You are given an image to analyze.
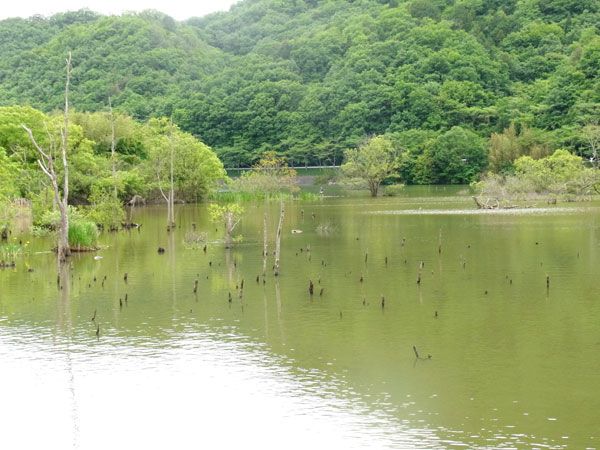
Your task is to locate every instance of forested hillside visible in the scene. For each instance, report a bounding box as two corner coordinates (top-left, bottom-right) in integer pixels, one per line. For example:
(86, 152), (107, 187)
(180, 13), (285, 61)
(1, 0), (599, 182)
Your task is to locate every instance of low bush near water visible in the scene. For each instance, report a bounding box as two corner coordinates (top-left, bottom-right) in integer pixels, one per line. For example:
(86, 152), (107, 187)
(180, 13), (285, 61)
(474, 150), (600, 202)
(68, 221), (99, 250)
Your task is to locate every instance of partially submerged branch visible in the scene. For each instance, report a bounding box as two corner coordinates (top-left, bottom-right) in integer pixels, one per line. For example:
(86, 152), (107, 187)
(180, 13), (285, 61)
(472, 196), (500, 209)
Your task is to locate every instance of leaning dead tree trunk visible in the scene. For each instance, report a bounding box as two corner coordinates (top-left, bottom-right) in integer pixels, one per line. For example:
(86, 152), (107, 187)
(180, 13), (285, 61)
(274, 202), (284, 276)
(21, 52), (72, 262)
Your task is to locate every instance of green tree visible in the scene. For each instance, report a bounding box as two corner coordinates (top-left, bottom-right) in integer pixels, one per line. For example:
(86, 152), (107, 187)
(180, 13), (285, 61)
(514, 149), (585, 193)
(488, 123), (522, 172)
(0, 146), (20, 239)
(341, 135), (400, 197)
(143, 118), (225, 208)
(0, 147), (19, 199)
(86, 184), (125, 230)
(424, 126), (487, 184)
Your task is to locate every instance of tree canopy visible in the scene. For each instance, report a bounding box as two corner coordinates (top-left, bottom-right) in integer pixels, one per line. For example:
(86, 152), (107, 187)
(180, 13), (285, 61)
(0, 0), (599, 183)
(0, 105), (225, 210)
(342, 135), (400, 196)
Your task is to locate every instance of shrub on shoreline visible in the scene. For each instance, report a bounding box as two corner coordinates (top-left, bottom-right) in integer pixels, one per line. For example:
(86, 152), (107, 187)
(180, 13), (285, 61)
(474, 150), (600, 202)
(68, 220), (99, 250)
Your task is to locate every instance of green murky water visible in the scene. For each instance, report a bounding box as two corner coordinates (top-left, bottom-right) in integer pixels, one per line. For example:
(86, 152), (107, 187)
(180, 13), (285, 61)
(1, 186), (599, 449)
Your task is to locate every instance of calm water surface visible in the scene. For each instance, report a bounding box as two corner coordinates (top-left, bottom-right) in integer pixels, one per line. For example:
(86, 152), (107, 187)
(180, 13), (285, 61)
(1, 186), (599, 449)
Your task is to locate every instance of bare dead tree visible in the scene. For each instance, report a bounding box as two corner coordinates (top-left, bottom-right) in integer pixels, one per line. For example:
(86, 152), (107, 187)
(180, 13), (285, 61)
(21, 52), (72, 262)
(582, 122), (600, 169)
(43, 122), (58, 211)
(263, 212), (268, 278)
(274, 202), (284, 276)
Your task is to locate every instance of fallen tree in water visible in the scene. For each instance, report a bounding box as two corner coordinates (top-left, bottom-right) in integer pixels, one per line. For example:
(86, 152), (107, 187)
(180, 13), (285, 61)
(472, 196), (520, 209)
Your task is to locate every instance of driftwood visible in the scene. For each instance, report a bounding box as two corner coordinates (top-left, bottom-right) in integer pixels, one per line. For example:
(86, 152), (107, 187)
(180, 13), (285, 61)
(68, 246), (99, 253)
(472, 196), (500, 209)
(472, 196), (522, 209)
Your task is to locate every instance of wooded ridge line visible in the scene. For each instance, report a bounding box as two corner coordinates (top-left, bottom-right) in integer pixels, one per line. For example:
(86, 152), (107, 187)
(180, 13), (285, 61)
(0, 0), (598, 183)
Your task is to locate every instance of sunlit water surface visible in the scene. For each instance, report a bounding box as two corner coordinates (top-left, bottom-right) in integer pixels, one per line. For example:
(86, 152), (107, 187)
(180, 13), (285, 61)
(1, 186), (599, 449)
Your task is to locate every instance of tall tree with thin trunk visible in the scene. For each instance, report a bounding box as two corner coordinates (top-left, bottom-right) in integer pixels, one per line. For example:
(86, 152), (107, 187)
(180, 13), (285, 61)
(108, 97), (118, 199)
(157, 119), (175, 229)
(21, 52), (72, 261)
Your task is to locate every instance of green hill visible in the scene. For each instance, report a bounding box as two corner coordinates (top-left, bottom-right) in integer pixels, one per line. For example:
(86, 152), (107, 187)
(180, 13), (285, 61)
(1, 0), (599, 176)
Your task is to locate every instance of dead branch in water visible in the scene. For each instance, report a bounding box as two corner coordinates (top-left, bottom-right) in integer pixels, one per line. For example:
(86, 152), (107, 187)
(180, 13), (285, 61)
(472, 196), (519, 210)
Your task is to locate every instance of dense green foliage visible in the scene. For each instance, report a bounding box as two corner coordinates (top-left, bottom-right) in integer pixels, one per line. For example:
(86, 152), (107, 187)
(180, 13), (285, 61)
(68, 220), (99, 249)
(341, 135), (400, 196)
(0, 104), (225, 233)
(0, 0), (599, 184)
(0, 105), (225, 200)
(475, 149), (600, 200)
(0, 146), (20, 231)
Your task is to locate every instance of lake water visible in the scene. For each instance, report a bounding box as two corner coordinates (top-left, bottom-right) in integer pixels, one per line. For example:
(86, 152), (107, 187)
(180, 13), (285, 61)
(1, 186), (599, 449)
